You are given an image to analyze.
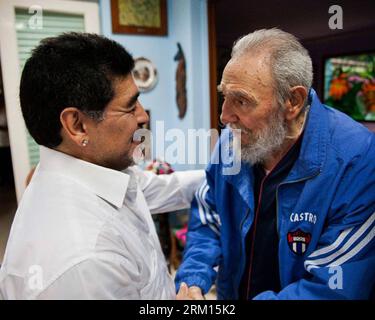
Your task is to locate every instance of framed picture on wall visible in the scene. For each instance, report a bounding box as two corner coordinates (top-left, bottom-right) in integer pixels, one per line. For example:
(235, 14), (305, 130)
(111, 0), (167, 36)
(323, 52), (375, 122)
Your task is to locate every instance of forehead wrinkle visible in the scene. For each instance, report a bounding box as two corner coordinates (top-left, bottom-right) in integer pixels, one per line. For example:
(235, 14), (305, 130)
(221, 54), (276, 105)
(219, 80), (257, 102)
(235, 53), (273, 85)
(254, 75), (269, 88)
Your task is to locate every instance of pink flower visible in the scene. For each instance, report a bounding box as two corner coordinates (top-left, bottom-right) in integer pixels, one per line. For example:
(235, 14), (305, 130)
(175, 225), (188, 246)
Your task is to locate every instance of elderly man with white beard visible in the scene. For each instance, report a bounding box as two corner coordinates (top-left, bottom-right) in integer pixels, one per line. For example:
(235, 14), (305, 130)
(175, 28), (375, 300)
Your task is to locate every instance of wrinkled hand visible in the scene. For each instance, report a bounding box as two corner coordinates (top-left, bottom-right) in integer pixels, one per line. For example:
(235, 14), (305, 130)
(177, 283), (204, 300)
(176, 282), (191, 300)
(187, 285), (205, 300)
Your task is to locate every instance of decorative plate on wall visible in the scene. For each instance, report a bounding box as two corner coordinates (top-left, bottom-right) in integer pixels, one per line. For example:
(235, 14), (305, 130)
(132, 57), (158, 92)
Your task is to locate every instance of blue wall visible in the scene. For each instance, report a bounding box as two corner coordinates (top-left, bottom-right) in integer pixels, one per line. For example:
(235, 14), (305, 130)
(99, 0), (210, 170)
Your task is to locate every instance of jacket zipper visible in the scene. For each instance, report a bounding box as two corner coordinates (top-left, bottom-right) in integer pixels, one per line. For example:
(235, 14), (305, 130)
(237, 207), (251, 297)
(237, 150), (320, 298)
(239, 170), (320, 298)
(245, 175), (268, 297)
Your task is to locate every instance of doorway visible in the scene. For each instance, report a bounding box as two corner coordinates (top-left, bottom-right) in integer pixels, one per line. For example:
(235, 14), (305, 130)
(0, 63), (17, 264)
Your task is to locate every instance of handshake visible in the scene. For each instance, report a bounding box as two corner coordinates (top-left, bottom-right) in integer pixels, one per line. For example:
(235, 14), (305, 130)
(176, 283), (205, 300)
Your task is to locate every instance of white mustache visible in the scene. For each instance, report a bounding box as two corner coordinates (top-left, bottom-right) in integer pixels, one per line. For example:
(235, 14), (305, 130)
(227, 124), (252, 136)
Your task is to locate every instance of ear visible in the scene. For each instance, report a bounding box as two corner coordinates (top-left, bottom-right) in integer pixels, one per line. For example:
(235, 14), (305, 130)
(284, 86), (308, 121)
(60, 107), (89, 147)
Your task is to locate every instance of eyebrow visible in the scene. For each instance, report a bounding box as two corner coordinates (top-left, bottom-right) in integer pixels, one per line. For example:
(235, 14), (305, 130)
(218, 84), (257, 103)
(231, 91), (253, 101)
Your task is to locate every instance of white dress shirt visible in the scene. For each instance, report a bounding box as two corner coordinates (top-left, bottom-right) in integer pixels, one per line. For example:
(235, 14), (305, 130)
(0, 147), (204, 299)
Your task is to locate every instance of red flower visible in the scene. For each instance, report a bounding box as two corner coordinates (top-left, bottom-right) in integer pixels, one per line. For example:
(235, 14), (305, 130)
(329, 73), (350, 100)
(362, 79), (375, 112)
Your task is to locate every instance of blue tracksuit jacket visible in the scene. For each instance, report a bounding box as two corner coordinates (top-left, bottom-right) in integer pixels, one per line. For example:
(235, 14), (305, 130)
(175, 89), (375, 299)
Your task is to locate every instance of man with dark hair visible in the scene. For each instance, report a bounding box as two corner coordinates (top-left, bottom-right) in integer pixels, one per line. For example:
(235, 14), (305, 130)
(175, 28), (375, 300)
(0, 33), (203, 299)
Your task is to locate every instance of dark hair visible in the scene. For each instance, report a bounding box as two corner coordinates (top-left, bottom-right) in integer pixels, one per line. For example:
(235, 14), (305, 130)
(20, 32), (134, 148)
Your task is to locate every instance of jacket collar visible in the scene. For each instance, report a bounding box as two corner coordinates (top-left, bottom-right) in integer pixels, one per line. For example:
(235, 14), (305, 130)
(38, 146), (130, 209)
(285, 88), (328, 181)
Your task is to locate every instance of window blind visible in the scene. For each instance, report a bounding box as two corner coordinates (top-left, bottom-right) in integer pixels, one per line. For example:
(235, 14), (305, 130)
(15, 8), (85, 166)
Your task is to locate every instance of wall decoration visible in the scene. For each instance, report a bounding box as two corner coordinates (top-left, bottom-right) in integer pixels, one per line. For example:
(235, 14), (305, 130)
(133, 57), (158, 92)
(111, 0), (167, 36)
(174, 43), (187, 119)
(324, 52), (375, 121)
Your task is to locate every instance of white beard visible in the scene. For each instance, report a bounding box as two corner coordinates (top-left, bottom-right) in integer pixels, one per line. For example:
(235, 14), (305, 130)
(229, 107), (288, 166)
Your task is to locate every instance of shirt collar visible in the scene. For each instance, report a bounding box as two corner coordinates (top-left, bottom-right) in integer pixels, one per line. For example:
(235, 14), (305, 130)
(38, 146), (130, 209)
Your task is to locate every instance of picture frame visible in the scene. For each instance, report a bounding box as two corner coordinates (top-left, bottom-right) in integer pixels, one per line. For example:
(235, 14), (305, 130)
(323, 51), (375, 122)
(111, 0), (167, 36)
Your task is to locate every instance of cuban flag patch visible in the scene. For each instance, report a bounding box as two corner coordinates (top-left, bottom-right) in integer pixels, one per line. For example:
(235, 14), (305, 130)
(287, 229), (311, 255)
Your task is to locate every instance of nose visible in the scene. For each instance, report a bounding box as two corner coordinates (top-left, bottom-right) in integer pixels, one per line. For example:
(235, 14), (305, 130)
(220, 99), (238, 125)
(136, 102), (149, 127)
